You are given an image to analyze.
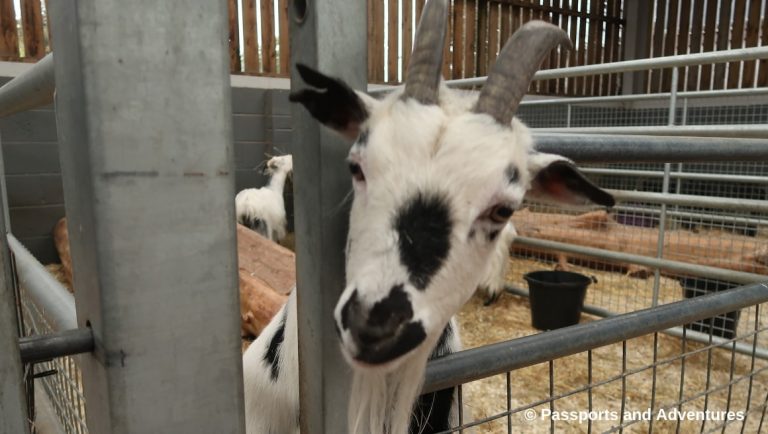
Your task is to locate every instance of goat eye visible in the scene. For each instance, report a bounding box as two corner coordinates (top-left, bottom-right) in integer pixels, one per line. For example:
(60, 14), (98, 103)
(348, 162), (365, 182)
(488, 205), (513, 223)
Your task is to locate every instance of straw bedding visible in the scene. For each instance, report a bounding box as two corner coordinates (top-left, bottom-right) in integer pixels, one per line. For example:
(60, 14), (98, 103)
(457, 257), (768, 433)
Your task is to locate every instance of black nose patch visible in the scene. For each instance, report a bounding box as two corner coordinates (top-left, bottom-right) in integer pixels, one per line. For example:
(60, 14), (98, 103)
(394, 192), (452, 290)
(340, 284), (427, 365)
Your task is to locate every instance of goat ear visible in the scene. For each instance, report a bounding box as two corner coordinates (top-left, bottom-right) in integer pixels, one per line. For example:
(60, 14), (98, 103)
(289, 64), (373, 141)
(526, 152), (615, 207)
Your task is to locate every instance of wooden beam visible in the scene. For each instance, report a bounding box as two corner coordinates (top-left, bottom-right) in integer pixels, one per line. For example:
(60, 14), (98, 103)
(227, 0), (241, 72)
(0, 0), (18, 60)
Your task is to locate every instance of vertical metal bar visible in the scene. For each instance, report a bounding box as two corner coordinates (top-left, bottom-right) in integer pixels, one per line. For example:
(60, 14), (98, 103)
(566, 103), (572, 128)
(700, 316), (716, 433)
(648, 333), (659, 433)
(458, 383), (464, 433)
(289, 0), (367, 433)
(652, 67), (678, 307)
(740, 304), (760, 433)
(722, 338), (738, 434)
(675, 327), (687, 434)
(549, 360), (554, 434)
(587, 350), (593, 434)
(619, 341), (627, 433)
(667, 68), (679, 126)
(47, 1), (244, 433)
(0, 131), (30, 434)
(757, 391), (768, 433)
(506, 372), (512, 434)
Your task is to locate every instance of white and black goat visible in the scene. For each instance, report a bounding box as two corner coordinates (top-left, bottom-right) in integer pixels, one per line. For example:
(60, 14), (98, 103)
(243, 1), (614, 432)
(235, 154), (293, 242)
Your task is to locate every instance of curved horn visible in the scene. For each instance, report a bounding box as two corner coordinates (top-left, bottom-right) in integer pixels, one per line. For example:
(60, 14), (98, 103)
(474, 21), (572, 125)
(402, 0), (449, 105)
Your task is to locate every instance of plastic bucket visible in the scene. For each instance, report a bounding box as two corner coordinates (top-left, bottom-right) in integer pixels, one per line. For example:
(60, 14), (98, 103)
(524, 270), (593, 331)
(679, 277), (741, 339)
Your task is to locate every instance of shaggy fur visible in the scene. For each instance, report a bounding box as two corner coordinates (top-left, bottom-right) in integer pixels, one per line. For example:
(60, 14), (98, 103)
(235, 155), (293, 241)
(477, 222), (517, 305)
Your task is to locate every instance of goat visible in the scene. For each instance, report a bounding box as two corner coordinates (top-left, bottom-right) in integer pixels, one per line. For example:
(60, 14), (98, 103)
(477, 221), (517, 305)
(235, 154), (293, 242)
(244, 1), (614, 432)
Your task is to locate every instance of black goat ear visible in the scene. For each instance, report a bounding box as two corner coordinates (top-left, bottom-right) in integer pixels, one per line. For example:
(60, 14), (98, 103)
(289, 64), (370, 140)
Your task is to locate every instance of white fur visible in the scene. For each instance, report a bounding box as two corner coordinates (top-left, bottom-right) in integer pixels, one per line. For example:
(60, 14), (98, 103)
(243, 289), (462, 434)
(477, 222), (517, 304)
(243, 291), (299, 434)
(235, 155), (293, 241)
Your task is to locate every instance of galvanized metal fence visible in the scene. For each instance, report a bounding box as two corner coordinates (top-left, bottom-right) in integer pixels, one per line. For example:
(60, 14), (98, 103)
(424, 283), (768, 433)
(2, 15), (768, 434)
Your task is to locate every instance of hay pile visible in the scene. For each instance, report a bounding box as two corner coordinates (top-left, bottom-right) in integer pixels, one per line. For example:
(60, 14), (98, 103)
(456, 257), (768, 433)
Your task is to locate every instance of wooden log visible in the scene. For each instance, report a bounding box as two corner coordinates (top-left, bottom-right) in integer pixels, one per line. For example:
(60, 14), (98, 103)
(53, 218), (294, 336)
(52, 217), (73, 291)
(236, 223), (295, 295)
(511, 209), (768, 278)
(239, 270), (287, 337)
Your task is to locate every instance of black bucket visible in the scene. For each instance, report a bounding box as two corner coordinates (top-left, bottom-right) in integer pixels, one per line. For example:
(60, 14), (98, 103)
(679, 277), (741, 339)
(524, 270), (593, 331)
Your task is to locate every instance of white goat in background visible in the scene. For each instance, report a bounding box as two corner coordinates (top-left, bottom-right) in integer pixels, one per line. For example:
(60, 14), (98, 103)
(235, 154), (292, 242)
(243, 1), (614, 432)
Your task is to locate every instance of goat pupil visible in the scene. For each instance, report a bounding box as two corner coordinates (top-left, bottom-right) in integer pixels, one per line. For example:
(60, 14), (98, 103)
(491, 206), (513, 222)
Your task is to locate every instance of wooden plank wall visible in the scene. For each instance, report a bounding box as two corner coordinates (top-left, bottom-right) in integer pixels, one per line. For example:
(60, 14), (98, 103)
(649, 0), (768, 93)
(361, 0), (626, 96)
(9, 1), (768, 95)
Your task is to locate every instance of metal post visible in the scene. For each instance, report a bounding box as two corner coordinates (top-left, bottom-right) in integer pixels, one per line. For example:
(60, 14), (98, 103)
(0, 133), (29, 433)
(290, 1), (367, 432)
(48, 1), (244, 433)
(652, 67), (678, 306)
(566, 104), (572, 128)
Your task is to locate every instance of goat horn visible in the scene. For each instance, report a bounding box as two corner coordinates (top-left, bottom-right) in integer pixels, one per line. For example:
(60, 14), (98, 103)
(403, 0), (448, 105)
(474, 21), (572, 126)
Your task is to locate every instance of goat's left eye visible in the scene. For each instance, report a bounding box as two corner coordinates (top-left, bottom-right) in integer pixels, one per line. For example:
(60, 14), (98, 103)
(349, 162), (365, 182)
(488, 205), (513, 223)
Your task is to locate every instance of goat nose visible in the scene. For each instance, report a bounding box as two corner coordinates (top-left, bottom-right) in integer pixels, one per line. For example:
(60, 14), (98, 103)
(338, 286), (427, 364)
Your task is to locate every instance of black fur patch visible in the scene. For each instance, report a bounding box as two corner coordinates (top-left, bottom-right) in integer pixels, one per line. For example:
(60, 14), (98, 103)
(488, 229), (500, 242)
(506, 164), (519, 183)
(358, 284), (414, 344)
(432, 323), (454, 358)
(394, 192), (453, 290)
(242, 216), (269, 238)
(289, 64), (368, 133)
(353, 321), (426, 365)
(411, 388), (455, 434)
(468, 228), (476, 240)
(340, 289), (358, 331)
(263, 308), (287, 381)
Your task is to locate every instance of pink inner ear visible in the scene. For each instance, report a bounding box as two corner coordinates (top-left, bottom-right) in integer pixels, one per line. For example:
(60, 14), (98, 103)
(342, 123), (361, 141)
(544, 181), (568, 200)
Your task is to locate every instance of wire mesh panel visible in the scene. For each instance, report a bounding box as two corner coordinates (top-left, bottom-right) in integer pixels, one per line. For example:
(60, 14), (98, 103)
(20, 285), (88, 434)
(443, 299), (768, 434)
